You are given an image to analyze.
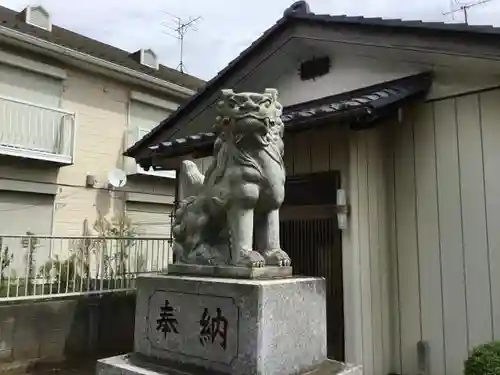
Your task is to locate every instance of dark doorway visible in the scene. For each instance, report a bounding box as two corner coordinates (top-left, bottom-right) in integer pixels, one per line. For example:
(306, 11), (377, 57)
(280, 171), (345, 361)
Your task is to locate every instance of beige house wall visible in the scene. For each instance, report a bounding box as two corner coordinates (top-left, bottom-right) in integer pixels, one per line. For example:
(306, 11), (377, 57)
(0, 63), (178, 237)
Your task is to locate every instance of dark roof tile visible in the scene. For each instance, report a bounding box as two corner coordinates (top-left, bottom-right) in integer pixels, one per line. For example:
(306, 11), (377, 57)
(126, 2), (500, 157)
(0, 5), (205, 91)
(144, 72), (432, 161)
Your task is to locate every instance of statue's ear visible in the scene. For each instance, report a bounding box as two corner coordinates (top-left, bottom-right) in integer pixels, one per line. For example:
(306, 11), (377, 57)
(264, 88), (279, 101)
(221, 89), (234, 98)
(217, 89), (234, 112)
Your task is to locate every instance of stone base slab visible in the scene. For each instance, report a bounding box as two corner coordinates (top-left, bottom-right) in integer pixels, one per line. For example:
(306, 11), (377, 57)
(134, 274), (327, 375)
(96, 354), (363, 375)
(167, 264), (293, 279)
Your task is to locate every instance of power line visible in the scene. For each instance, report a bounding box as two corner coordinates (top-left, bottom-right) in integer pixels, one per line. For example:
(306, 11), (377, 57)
(442, 0), (494, 24)
(161, 12), (202, 73)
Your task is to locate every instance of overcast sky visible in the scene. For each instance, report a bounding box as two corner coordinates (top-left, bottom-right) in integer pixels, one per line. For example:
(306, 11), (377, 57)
(1, 0), (499, 81)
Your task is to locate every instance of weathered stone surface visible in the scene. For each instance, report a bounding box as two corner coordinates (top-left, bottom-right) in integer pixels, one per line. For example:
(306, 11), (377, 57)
(172, 89), (291, 269)
(310, 361), (363, 375)
(133, 274), (327, 375)
(97, 354), (362, 375)
(167, 264), (293, 279)
(97, 354), (188, 375)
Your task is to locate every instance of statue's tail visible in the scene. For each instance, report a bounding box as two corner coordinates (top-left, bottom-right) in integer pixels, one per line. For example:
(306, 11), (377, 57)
(179, 160), (205, 200)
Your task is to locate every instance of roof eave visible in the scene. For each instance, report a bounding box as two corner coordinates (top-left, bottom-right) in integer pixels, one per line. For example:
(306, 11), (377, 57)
(128, 5), (493, 158)
(137, 71), (432, 162)
(123, 15), (296, 158)
(0, 24), (197, 99)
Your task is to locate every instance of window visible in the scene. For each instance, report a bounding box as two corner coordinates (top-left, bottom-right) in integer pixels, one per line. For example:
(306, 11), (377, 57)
(126, 201), (173, 269)
(0, 190), (54, 278)
(127, 201), (173, 238)
(126, 98), (175, 178)
(0, 191), (54, 235)
(129, 100), (171, 131)
(0, 63), (62, 107)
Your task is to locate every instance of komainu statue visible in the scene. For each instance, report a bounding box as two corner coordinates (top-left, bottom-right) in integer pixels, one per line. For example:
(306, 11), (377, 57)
(172, 88), (291, 268)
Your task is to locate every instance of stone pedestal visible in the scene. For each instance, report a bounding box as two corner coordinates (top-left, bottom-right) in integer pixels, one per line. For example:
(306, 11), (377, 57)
(97, 354), (362, 375)
(96, 274), (362, 375)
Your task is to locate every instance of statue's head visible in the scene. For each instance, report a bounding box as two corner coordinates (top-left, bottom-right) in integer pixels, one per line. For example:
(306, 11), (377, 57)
(214, 89), (283, 140)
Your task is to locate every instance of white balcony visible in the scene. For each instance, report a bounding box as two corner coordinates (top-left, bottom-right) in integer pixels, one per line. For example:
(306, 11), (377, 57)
(0, 95), (76, 165)
(134, 161), (176, 179)
(125, 126), (175, 179)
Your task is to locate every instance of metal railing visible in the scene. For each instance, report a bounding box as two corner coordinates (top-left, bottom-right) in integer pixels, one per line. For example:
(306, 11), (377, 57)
(0, 95), (75, 162)
(0, 235), (172, 301)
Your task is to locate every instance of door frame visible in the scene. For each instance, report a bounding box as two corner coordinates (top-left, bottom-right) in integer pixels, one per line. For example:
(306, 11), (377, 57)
(283, 126), (363, 367)
(280, 170), (345, 360)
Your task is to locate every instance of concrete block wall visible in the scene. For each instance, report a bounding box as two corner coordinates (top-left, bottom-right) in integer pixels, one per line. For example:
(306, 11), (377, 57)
(0, 292), (136, 367)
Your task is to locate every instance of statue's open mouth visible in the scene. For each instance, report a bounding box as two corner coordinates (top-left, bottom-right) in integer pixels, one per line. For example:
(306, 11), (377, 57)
(233, 116), (268, 133)
(233, 112), (270, 120)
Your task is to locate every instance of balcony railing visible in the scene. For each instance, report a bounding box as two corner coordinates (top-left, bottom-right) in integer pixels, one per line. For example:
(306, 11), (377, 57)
(0, 95), (76, 164)
(125, 126), (175, 178)
(0, 235), (172, 301)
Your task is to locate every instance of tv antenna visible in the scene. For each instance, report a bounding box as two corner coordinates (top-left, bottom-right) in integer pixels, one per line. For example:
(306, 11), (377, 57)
(162, 12), (201, 73)
(443, 0), (494, 24)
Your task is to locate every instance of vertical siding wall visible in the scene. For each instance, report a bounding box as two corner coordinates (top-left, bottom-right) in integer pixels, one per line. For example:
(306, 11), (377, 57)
(384, 89), (500, 375)
(283, 125), (390, 375)
(188, 92), (500, 375)
(283, 126), (349, 177)
(349, 125), (395, 375)
(228, 97), (500, 375)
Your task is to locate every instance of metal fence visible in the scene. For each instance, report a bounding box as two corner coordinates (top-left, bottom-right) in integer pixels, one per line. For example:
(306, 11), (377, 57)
(0, 235), (172, 301)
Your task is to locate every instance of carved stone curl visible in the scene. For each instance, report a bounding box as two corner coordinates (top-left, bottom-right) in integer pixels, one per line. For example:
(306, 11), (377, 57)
(172, 89), (291, 268)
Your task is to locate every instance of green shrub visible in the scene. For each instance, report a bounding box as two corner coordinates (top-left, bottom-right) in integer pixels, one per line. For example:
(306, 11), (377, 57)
(464, 341), (500, 375)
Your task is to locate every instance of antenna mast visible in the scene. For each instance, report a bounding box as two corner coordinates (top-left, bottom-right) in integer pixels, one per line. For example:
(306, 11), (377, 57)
(443, 0), (494, 24)
(162, 13), (201, 73)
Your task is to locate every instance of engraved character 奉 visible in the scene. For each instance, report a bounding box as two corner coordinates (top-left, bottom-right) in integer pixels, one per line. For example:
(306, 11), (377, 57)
(156, 300), (179, 338)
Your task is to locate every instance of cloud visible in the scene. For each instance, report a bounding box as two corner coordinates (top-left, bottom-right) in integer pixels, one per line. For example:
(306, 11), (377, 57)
(1, 0), (499, 80)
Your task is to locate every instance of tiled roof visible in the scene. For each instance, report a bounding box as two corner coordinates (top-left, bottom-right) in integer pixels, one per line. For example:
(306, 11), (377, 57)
(145, 72), (432, 161)
(125, 1), (500, 158)
(0, 5), (205, 91)
(294, 14), (500, 36)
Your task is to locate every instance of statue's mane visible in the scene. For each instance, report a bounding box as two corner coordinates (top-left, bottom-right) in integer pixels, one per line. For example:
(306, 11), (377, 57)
(173, 88), (290, 268)
(203, 89), (284, 188)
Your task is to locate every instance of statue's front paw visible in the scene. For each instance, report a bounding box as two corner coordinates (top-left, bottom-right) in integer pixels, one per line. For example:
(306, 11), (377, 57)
(235, 249), (265, 268)
(263, 249), (291, 267)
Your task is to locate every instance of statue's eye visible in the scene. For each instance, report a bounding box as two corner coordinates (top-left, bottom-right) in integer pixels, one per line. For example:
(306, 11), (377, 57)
(263, 100), (271, 108)
(228, 100), (237, 108)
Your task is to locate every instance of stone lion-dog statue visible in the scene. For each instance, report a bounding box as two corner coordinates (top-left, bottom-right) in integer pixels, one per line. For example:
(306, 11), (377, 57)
(172, 88), (291, 268)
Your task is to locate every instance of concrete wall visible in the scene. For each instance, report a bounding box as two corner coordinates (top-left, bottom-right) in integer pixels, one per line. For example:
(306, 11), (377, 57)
(0, 292), (135, 367)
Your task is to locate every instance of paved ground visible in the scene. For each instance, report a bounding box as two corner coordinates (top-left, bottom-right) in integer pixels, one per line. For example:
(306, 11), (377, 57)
(24, 360), (96, 375)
